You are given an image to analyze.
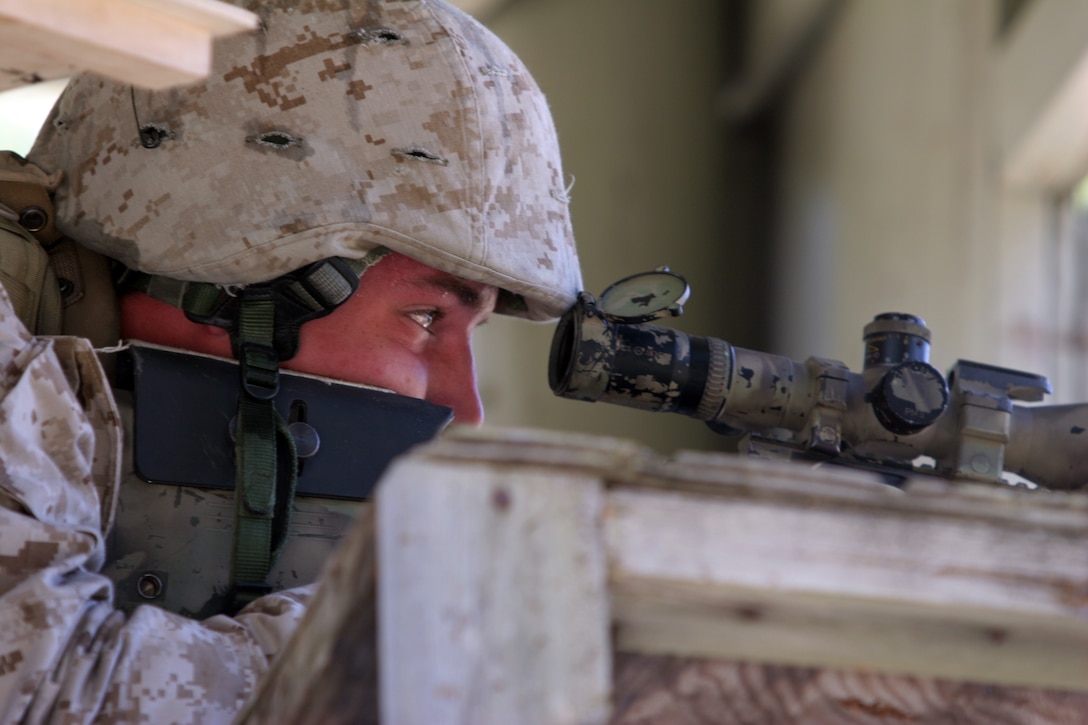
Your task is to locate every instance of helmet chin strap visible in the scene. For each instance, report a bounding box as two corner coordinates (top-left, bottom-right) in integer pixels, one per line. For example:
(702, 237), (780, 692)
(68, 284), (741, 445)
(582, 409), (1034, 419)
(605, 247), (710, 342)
(116, 248), (389, 611)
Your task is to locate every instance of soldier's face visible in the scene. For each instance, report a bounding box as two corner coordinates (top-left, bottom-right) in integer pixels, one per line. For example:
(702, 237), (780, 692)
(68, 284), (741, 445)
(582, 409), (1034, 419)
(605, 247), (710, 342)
(120, 253), (498, 426)
(286, 253), (497, 426)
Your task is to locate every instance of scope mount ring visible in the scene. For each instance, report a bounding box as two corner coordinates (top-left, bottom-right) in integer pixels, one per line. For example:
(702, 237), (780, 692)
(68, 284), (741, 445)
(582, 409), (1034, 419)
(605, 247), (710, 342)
(598, 268), (691, 323)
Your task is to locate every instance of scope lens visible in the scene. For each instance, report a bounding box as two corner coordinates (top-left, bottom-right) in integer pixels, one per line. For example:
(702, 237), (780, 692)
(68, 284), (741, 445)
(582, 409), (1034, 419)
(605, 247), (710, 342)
(548, 310), (577, 394)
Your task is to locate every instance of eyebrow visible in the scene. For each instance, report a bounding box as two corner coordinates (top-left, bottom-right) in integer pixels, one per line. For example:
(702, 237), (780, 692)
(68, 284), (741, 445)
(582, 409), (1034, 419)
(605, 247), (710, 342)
(419, 274), (487, 309)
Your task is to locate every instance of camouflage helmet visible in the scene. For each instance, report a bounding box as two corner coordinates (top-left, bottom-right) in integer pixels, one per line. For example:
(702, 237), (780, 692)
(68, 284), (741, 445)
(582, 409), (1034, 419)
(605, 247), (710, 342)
(28, 0), (581, 321)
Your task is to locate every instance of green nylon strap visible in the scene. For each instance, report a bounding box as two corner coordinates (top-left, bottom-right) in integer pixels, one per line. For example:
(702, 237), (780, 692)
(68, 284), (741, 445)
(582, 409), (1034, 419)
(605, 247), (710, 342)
(230, 294), (299, 611)
(115, 255), (376, 322)
(113, 267), (220, 313)
(182, 281), (230, 318)
(113, 252), (389, 612)
(232, 394), (277, 584)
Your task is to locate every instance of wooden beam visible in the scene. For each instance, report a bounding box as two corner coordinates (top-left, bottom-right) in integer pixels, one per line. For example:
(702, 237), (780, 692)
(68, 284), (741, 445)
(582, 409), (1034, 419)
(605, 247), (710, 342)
(610, 654), (1088, 723)
(609, 451), (1088, 692)
(0, 0), (257, 91)
(125, 0), (258, 36)
(377, 430), (620, 725)
(377, 429), (1088, 708)
(231, 428), (1088, 721)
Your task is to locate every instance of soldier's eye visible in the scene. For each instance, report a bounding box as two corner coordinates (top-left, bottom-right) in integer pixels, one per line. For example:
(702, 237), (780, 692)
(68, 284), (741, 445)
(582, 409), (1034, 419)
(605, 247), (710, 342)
(407, 309), (438, 331)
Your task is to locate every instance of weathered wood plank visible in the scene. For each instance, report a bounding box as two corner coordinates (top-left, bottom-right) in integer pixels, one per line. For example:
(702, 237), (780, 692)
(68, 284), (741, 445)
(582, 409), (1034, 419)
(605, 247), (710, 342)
(377, 430), (622, 725)
(239, 429), (1088, 723)
(611, 655), (1088, 725)
(0, 0), (256, 91)
(607, 451), (1088, 692)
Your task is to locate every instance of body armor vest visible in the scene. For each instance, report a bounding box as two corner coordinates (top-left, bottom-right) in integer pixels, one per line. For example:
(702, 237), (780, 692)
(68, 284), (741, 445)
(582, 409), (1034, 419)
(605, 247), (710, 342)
(102, 343), (451, 616)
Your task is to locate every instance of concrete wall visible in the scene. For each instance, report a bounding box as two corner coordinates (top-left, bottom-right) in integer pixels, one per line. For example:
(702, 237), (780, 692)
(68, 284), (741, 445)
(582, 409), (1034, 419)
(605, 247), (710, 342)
(770, 0), (1088, 403)
(474, 0), (759, 454)
(772, 0), (995, 371)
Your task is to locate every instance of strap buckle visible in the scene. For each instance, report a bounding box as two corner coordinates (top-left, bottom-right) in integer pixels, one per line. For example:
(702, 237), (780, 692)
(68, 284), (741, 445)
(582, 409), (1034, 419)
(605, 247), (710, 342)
(239, 341), (280, 399)
(184, 257), (360, 362)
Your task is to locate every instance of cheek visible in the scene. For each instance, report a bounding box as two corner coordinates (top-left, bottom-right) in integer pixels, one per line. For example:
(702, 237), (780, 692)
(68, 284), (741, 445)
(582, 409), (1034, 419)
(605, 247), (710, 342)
(285, 318), (430, 398)
(358, 351), (430, 399)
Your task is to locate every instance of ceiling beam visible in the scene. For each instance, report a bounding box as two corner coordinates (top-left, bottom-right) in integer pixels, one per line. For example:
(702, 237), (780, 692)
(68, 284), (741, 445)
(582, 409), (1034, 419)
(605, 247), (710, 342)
(0, 0), (257, 92)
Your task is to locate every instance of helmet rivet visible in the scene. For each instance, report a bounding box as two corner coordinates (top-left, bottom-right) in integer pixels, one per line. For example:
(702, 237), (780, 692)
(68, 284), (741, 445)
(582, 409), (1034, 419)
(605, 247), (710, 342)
(138, 124), (171, 149)
(18, 206), (47, 232)
(249, 131), (303, 149)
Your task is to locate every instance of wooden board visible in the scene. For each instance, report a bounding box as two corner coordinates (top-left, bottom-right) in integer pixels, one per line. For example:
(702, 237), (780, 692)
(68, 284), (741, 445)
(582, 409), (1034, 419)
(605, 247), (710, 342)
(610, 654), (1088, 724)
(375, 429), (1088, 722)
(608, 450), (1088, 691)
(0, 0), (256, 91)
(376, 430), (622, 725)
(235, 427), (1088, 723)
(236, 506), (380, 725)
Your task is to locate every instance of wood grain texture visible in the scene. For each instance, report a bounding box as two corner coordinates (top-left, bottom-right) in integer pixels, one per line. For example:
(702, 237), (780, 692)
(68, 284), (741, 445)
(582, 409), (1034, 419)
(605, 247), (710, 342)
(377, 430), (624, 725)
(612, 655), (1088, 725)
(607, 451), (1088, 691)
(235, 428), (1088, 723)
(0, 0), (256, 90)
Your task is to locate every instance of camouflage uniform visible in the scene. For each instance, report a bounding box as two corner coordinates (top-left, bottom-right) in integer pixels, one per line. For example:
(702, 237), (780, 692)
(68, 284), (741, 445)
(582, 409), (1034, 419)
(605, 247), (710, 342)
(0, 0), (580, 721)
(0, 284), (310, 723)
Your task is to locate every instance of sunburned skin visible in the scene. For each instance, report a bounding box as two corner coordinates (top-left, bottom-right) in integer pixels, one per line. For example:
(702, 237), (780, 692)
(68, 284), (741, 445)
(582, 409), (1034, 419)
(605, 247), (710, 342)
(119, 252), (499, 426)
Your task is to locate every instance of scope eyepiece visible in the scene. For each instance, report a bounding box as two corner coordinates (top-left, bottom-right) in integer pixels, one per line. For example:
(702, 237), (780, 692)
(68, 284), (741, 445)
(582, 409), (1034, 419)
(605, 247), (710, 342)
(549, 295), (728, 419)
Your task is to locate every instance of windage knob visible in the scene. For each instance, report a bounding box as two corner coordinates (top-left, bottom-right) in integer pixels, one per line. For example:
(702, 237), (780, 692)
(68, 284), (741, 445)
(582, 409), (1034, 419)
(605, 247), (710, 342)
(871, 360), (949, 435)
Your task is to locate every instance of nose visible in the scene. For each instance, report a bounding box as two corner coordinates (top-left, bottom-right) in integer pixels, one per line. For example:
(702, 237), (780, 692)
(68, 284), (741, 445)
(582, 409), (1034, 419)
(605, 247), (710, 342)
(428, 342), (485, 427)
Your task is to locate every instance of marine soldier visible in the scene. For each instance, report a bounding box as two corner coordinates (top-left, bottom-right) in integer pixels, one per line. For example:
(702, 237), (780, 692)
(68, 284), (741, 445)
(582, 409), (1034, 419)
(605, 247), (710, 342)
(0, 0), (581, 720)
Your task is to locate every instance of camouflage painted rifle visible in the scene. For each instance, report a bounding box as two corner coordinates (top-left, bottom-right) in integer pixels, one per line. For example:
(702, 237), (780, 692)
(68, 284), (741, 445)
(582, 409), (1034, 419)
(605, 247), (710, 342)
(549, 270), (1088, 489)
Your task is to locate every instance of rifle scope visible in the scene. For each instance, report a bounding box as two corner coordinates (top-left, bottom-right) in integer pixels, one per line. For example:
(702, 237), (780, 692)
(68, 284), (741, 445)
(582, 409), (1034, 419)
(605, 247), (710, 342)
(548, 291), (808, 433)
(548, 272), (1088, 490)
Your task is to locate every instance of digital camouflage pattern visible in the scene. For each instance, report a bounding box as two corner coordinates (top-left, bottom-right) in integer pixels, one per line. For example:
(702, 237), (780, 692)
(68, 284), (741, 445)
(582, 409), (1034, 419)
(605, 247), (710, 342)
(29, 0), (582, 321)
(0, 152), (64, 336)
(0, 276), (311, 723)
(2, 1), (582, 720)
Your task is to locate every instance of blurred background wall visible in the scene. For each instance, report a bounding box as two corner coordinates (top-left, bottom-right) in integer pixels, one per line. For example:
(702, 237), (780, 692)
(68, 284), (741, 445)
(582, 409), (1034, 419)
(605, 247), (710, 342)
(767, 0), (1088, 398)
(2, 0), (1086, 455)
(472, 0), (766, 454)
(475, 0), (1088, 453)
